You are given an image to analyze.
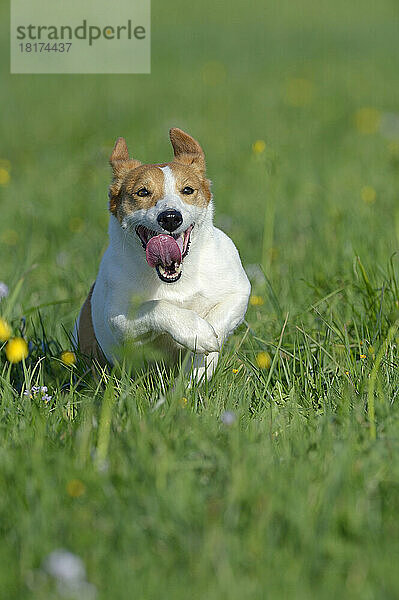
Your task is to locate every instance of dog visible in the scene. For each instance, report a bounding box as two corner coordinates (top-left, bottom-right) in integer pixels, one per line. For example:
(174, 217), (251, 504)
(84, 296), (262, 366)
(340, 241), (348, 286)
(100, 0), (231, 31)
(74, 128), (250, 382)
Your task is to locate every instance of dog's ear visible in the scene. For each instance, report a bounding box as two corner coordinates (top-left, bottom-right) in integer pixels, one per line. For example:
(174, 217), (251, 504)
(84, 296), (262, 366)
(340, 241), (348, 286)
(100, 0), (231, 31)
(109, 137), (141, 215)
(111, 137), (129, 162)
(109, 137), (141, 178)
(169, 128), (206, 174)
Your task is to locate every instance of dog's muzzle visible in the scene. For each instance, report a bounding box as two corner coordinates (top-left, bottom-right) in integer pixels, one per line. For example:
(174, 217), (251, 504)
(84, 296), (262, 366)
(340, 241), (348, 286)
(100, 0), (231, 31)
(136, 224), (194, 283)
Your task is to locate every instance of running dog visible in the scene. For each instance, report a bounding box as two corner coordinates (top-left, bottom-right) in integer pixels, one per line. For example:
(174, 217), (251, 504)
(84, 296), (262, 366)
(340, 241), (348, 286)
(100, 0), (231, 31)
(74, 128), (250, 381)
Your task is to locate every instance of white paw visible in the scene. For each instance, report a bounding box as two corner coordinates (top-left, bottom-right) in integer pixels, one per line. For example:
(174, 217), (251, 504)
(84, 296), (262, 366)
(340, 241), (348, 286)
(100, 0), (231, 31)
(188, 351), (219, 386)
(171, 314), (219, 354)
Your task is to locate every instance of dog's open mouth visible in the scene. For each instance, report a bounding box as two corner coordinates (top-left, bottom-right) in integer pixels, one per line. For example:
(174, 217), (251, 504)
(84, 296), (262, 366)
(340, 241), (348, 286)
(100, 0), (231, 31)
(136, 224), (193, 283)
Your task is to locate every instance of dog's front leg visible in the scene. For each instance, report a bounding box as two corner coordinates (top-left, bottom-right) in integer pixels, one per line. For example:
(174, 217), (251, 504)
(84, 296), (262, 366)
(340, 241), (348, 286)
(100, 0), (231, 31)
(205, 293), (250, 346)
(187, 351), (219, 385)
(109, 300), (220, 354)
(186, 293), (249, 384)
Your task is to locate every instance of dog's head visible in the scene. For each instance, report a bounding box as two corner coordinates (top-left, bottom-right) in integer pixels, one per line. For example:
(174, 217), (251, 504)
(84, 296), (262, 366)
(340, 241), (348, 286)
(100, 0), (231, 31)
(108, 128), (212, 283)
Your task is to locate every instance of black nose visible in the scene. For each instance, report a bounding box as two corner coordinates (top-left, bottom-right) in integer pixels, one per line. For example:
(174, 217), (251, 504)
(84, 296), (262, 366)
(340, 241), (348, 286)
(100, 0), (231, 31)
(157, 209), (183, 232)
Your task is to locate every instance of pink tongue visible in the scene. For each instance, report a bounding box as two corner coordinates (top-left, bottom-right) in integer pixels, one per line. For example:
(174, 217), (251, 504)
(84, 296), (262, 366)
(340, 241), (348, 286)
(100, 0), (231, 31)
(146, 234), (182, 268)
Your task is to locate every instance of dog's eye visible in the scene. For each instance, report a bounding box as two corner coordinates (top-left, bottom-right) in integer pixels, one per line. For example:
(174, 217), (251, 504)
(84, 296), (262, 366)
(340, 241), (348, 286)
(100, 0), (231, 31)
(181, 186), (195, 195)
(136, 187), (150, 197)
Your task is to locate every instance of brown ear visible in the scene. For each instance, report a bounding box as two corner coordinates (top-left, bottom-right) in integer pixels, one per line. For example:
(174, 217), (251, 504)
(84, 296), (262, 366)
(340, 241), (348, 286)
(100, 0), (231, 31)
(110, 137), (141, 178)
(169, 128), (206, 173)
(109, 137), (141, 215)
(111, 137), (129, 162)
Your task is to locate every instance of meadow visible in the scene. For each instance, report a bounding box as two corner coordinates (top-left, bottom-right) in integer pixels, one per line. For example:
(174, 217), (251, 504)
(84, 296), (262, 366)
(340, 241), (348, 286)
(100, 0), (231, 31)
(1, 0), (399, 597)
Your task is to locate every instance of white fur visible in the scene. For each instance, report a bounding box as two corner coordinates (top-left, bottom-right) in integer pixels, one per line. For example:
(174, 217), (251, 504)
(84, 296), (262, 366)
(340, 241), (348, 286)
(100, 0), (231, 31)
(76, 166), (251, 382)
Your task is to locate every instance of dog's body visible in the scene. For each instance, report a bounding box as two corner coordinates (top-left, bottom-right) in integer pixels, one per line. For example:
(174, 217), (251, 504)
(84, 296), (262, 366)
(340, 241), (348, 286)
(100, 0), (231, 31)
(74, 129), (250, 381)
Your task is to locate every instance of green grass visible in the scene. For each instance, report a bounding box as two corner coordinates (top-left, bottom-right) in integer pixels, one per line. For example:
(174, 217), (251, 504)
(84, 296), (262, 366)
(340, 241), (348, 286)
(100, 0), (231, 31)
(1, 0), (399, 597)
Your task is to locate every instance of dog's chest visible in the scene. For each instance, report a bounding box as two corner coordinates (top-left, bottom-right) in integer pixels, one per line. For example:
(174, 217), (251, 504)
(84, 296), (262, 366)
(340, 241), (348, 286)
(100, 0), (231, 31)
(178, 291), (215, 317)
(151, 281), (217, 318)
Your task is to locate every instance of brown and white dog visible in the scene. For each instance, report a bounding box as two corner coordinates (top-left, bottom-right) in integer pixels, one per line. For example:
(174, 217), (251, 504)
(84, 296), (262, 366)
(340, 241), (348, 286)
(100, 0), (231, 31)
(74, 128), (250, 381)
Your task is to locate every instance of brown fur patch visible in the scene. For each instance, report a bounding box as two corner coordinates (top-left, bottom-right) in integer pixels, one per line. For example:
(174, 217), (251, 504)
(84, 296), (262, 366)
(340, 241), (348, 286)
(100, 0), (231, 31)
(169, 162), (211, 206)
(109, 137), (142, 215)
(168, 128), (210, 204)
(111, 137), (130, 162)
(78, 283), (108, 369)
(169, 128), (206, 174)
(112, 164), (166, 221)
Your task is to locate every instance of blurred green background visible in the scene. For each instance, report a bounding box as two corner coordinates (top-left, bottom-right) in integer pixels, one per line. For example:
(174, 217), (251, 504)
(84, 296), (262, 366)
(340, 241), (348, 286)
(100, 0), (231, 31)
(1, 0), (399, 332)
(1, 1), (399, 599)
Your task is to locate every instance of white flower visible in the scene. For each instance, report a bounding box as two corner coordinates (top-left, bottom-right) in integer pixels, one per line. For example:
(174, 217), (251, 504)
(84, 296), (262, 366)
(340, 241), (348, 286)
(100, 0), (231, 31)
(0, 282), (9, 299)
(43, 549), (86, 584)
(221, 410), (236, 426)
(43, 549), (97, 599)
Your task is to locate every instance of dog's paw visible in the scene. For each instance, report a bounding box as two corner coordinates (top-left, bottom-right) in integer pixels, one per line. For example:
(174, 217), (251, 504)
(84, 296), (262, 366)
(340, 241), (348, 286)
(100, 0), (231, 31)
(187, 351), (219, 386)
(171, 314), (219, 354)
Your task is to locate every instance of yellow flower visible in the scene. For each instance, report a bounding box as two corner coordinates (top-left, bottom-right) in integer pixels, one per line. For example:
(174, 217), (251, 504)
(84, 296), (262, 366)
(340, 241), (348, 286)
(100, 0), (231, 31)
(232, 368), (239, 374)
(354, 108), (380, 134)
(0, 229), (19, 246)
(6, 337), (28, 363)
(61, 351), (76, 365)
(361, 186), (376, 204)
(0, 318), (12, 342)
(69, 217), (84, 233)
(252, 140), (266, 154)
(256, 351), (271, 370)
(284, 78), (314, 107)
(0, 168), (10, 186)
(250, 295), (264, 306)
(360, 354), (366, 359)
(66, 479), (86, 498)
(268, 247), (279, 262)
(181, 397), (188, 406)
